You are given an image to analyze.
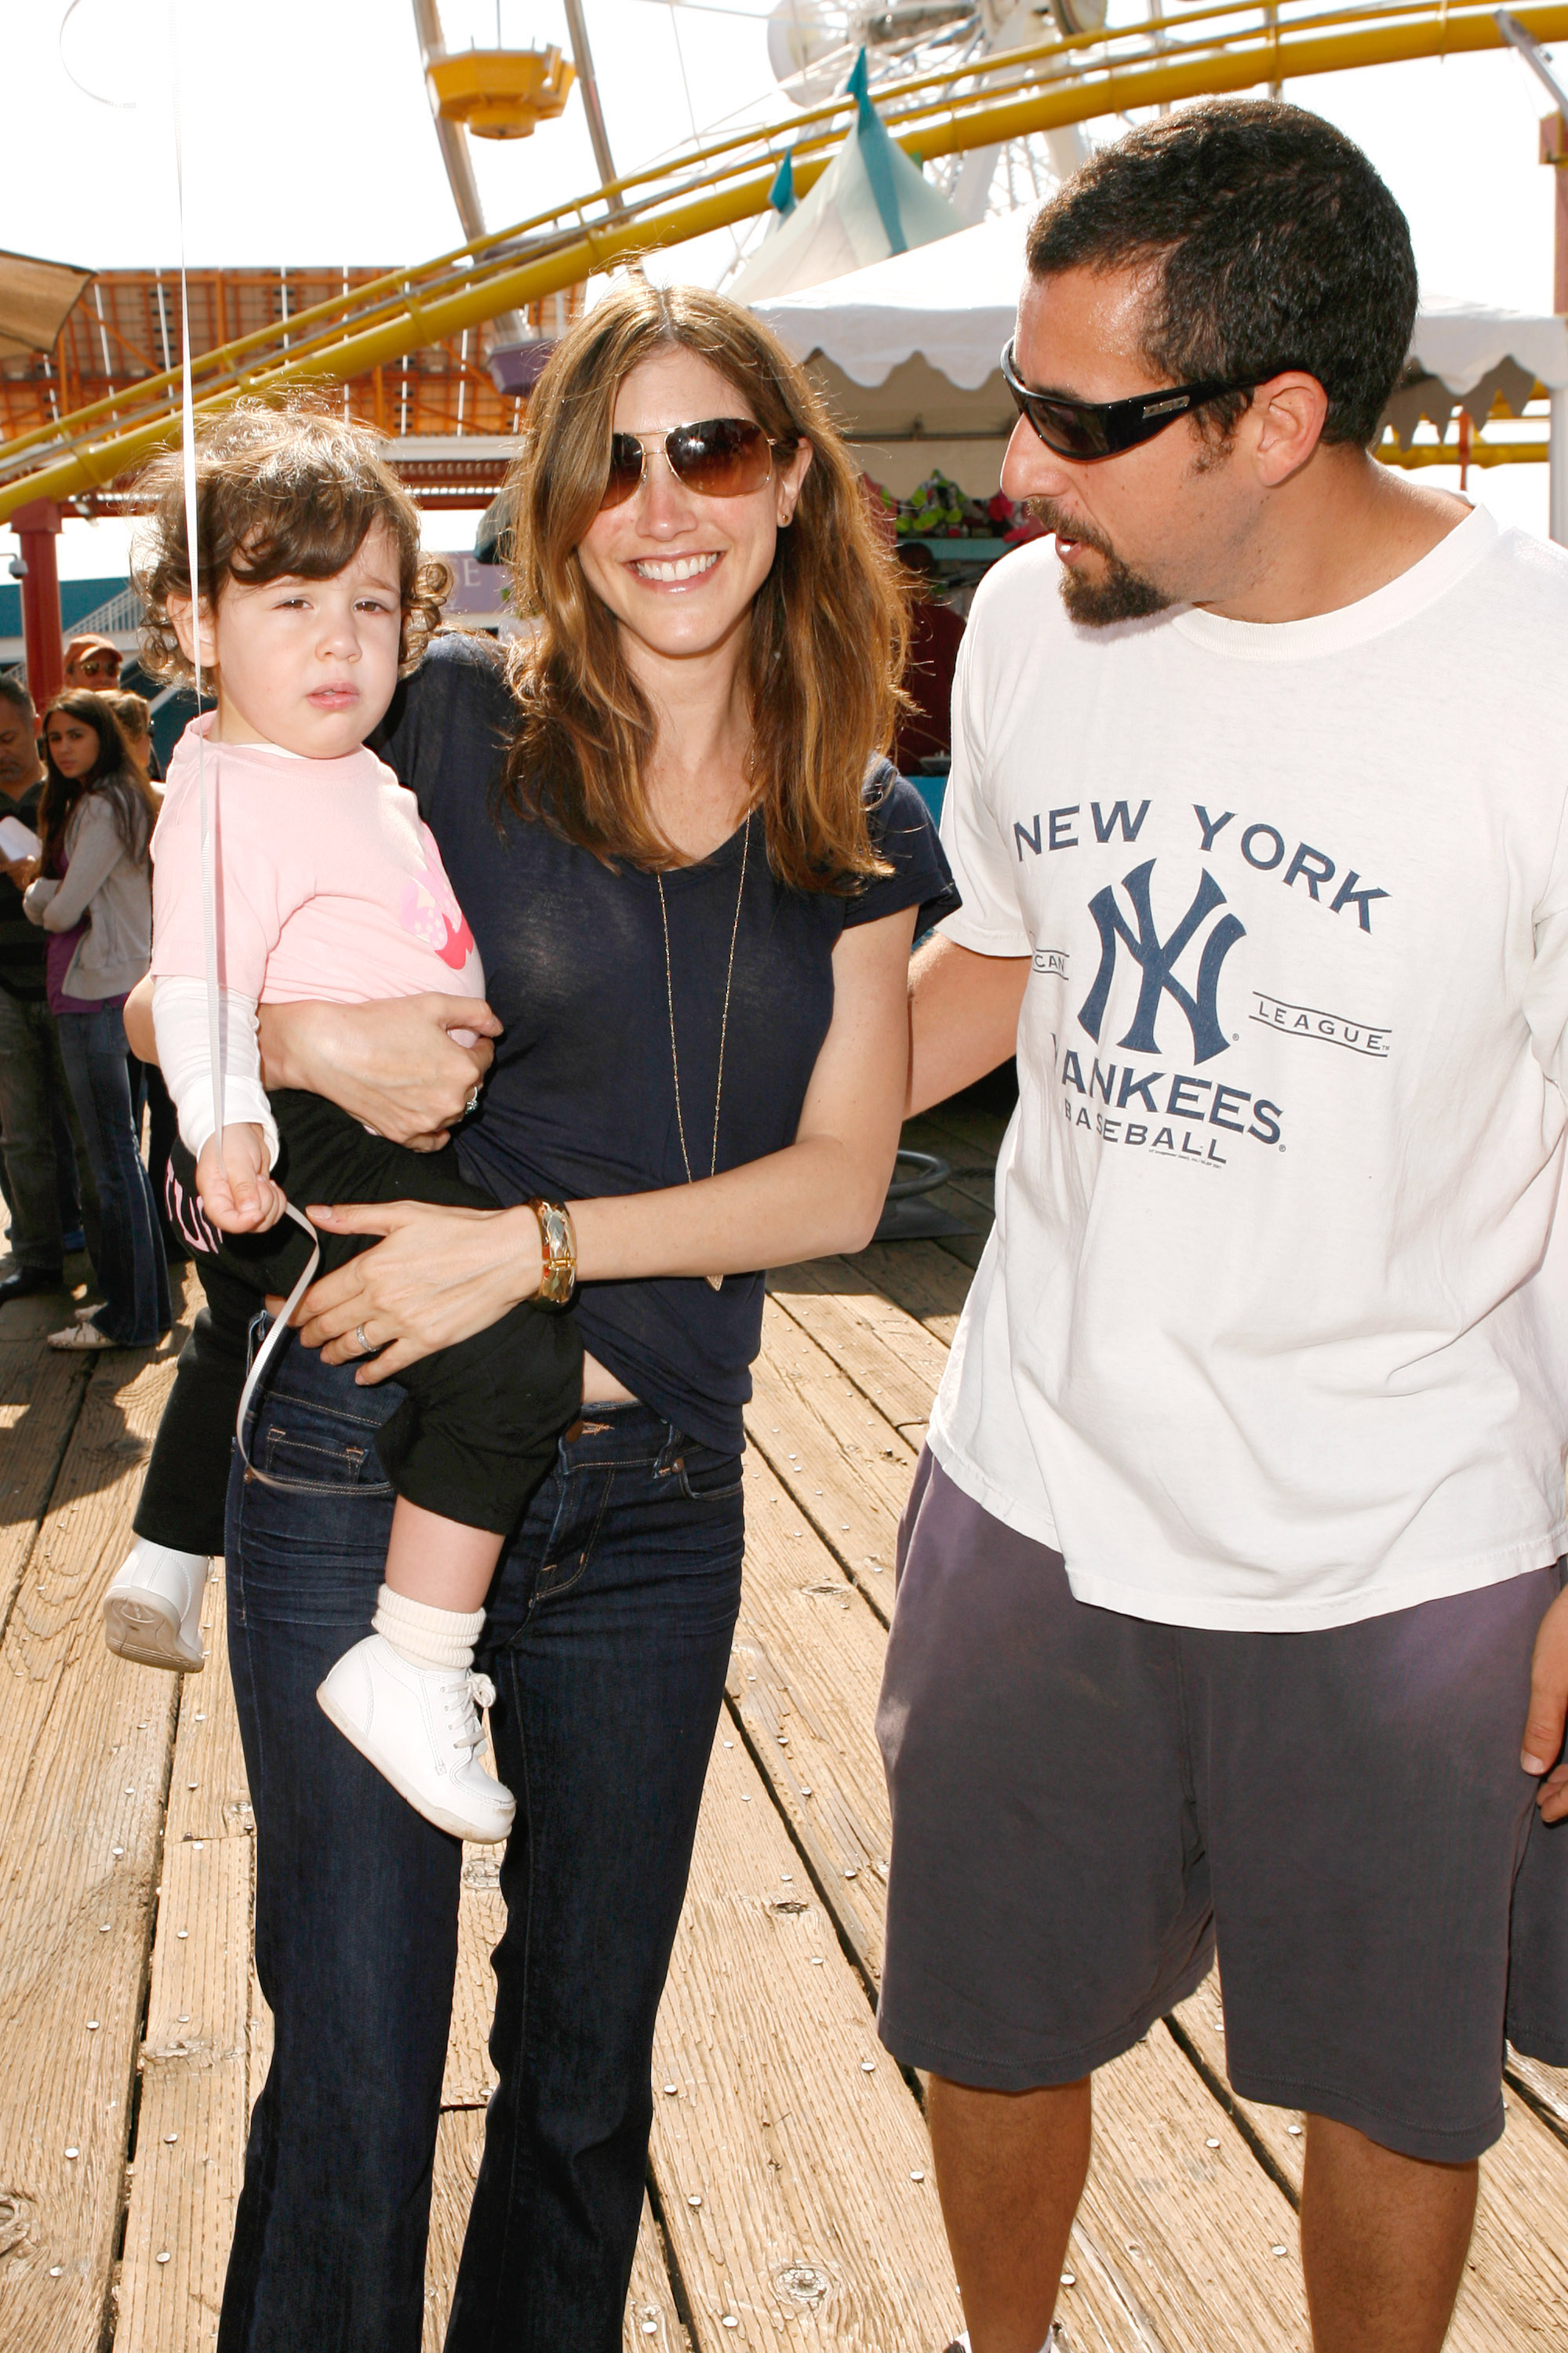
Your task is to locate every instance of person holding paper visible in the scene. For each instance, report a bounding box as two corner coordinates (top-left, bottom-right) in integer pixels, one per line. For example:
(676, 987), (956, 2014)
(0, 673), (97, 1304)
(23, 689), (166, 1349)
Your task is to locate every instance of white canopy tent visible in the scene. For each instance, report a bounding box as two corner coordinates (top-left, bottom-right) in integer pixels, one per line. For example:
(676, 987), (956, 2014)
(751, 215), (1568, 533)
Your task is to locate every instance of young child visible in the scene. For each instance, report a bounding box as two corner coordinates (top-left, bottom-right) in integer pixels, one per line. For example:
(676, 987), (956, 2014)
(102, 403), (583, 1842)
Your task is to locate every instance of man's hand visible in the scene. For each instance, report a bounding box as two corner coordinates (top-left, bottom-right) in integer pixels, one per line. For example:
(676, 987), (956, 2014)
(1521, 1582), (1568, 1821)
(2, 856), (38, 889)
(196, 1123), (285, 1234)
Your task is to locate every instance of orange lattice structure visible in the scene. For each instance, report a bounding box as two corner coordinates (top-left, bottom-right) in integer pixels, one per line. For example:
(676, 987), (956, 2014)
(0, 265), (585, 507)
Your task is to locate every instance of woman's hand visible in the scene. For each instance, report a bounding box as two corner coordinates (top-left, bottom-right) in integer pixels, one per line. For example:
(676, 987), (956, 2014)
(290, 1198), (542, 1381)
(256, 994), (501, 1151)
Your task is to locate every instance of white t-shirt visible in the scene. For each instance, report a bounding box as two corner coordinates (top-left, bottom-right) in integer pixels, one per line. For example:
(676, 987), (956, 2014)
(928, 504), (1568, 1631)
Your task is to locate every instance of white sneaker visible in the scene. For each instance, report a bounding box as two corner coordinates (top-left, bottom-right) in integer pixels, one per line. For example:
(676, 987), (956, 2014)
(48, 1320), (117, 1351)
(315, 1635), (515, 1843)
(104, 1540), (208, 1672)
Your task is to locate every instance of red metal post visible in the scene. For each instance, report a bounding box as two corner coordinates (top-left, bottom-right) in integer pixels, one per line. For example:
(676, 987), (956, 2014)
(11, 497), (65, 708)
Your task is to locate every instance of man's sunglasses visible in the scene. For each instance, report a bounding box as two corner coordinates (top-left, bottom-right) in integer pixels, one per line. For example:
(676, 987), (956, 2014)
(1001, 339), (1263, 461)
(601, 416), (780, 510)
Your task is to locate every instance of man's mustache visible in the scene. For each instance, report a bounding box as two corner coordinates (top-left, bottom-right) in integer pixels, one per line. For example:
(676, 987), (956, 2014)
(1024, 496), (1115, 563)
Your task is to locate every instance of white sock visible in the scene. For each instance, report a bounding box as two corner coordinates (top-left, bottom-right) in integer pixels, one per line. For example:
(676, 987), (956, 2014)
(373, 1584), (484, 1673)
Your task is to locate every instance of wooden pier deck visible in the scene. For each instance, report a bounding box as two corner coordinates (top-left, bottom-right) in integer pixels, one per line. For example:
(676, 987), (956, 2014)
(2, 1089), (1567, 2352)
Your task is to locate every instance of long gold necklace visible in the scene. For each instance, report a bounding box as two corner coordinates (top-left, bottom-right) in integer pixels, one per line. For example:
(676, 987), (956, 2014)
(656, 810), (751, 1292)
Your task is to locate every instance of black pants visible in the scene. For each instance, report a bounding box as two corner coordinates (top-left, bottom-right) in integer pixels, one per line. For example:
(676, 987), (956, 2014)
(134, 1091), (583, 1557)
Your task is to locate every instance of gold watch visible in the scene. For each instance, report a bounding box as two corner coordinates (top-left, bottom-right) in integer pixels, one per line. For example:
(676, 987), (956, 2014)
(528, 1198), (577, 1307)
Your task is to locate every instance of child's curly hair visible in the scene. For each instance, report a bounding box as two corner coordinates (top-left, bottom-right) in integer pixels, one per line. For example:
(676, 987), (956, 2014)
(132, 398), (449, 683)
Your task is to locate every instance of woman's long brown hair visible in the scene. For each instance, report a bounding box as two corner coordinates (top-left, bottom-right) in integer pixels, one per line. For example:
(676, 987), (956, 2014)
(501, 281), (908, 891)
(38, 689), (160, 869)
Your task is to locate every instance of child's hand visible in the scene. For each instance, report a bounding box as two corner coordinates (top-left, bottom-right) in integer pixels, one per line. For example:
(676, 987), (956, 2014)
(196, 1124), (284, 1233)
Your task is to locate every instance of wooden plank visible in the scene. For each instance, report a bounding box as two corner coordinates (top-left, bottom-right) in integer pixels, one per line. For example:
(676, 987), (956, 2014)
(848, 1240), (975, 1347)
(745, 1304), (919, 1624)
(247, 1964), (272, 2126)
(161, 1569), (249, 1853)
(443, 1851), (503, 2110)
(731, 1412), (1316, 2353)
(648, 1722), (965, 2353)
(0, 1339), (184, 2352)
(425, 2109), (482, 2353)
(1167, 1981), (1305, 2194)
(1171, 1975), (1568, 2351)
(1073, 2031), (1309, 2353)
(1508, 2046), (1568, 2145)
(115, 1837), (251, 2353)
(0, 1271), (96, 1345)
(765, 1264), (948, 1441)
(0, 1342), (90, 1631)
(625, 2195), (691, 2351)
(425, 2124), (687, 2353)
(727, 1453), (893, 1988)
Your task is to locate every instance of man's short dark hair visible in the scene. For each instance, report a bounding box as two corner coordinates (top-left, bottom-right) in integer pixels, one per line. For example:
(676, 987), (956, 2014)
(0, 671), (34, 718)
(1026, 99), (1417, 450)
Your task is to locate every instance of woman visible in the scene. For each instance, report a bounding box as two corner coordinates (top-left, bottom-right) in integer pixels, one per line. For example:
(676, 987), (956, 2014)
(101, 687), (184, 1262)
(145, 283), (955, 2351)
(25, 689), (168, 1350)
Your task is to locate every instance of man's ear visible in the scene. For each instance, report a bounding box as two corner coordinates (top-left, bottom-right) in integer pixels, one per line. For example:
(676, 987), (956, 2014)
(165, 589), (218, 672)
(1244, 372), (1330, 489)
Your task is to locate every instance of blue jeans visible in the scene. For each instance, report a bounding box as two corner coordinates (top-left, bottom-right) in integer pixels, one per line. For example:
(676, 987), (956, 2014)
(56, 1002), (169, 1343)
(218, 1337), (744, 2353)
(0, 984), (98, 1271)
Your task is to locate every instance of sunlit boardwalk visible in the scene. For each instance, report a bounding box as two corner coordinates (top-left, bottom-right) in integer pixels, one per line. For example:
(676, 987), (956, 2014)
(2, 1093), (1566, 2353)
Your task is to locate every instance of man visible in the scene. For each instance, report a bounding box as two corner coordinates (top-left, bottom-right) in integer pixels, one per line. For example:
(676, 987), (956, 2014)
(880, 100), (1568, 2353)
(0, 674), (96, 1302)
(62, 633), (122, 689)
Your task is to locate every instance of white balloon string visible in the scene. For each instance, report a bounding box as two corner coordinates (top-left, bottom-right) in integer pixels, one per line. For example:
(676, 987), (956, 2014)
(167, 0), (223, 1157)
(166, 0), (321, 1483)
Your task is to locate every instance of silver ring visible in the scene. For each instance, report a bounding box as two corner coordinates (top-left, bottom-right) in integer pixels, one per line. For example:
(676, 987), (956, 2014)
(355, 1324), (370, 1355)
(464, 1085), (480, 1118)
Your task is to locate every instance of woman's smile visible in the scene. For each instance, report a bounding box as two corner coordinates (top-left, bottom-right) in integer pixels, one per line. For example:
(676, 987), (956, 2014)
(628, 551), (723, 587)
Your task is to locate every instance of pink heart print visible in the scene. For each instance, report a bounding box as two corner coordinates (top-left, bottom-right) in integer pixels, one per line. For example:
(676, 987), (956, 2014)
(401, 825), (477, 971)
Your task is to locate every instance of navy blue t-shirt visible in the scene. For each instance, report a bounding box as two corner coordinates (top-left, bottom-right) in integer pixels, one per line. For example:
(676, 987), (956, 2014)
(373, 634), (960, 1454)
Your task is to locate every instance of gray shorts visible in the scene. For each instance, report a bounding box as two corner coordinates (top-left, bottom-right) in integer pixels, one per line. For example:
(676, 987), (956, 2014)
(875, 1450), (1568, 2162)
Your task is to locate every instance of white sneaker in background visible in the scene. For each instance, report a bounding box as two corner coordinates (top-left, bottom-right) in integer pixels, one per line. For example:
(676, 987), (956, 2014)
(104, 1540), (208, 1671)
(316, 1635), (515, 1843)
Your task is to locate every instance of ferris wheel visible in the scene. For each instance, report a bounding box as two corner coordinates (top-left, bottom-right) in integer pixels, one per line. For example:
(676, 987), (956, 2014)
(761, 0), (1108, 224)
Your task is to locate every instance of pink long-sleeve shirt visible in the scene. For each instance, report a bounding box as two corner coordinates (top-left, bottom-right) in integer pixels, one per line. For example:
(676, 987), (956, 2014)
(150, 714), (486, 1008)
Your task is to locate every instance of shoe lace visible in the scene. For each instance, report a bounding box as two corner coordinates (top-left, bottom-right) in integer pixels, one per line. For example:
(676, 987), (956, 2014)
(442, 1668), (497, 1762)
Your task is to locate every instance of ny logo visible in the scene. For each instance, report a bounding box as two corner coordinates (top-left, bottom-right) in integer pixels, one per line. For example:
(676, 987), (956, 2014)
(1079, 860), (1244, 1066)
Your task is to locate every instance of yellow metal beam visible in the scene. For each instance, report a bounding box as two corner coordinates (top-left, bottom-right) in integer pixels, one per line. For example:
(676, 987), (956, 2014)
(5, 0), (1566, 521)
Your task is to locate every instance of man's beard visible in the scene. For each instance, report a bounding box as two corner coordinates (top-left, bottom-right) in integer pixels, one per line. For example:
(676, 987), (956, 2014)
(1025, 498), (1171, 627)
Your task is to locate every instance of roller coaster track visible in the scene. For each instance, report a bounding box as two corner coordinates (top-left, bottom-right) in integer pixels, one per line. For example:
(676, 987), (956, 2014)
(3, 0), (1564, 520)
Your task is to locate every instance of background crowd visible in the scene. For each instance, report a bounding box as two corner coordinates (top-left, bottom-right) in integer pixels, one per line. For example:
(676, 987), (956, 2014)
(0, 637), (183, 1347)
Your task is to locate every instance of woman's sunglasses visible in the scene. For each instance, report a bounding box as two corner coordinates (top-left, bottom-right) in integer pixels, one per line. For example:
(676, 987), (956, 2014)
(601, 416), (778, 510)
(1001, 338), (1263, 461)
